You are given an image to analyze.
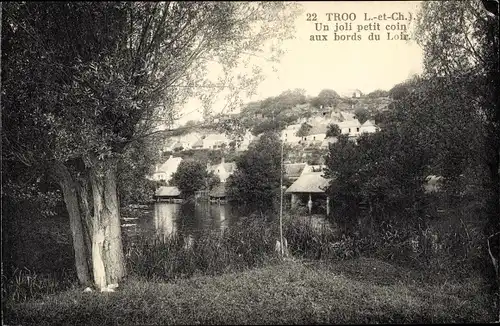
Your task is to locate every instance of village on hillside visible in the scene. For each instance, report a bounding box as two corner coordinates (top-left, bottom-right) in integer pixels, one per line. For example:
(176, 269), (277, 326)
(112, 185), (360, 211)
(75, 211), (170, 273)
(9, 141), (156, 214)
(150, 91), (388, 211)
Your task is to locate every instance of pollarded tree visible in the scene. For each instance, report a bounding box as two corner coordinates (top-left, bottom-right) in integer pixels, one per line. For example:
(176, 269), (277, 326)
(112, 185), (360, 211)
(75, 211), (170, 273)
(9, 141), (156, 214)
(2, 2), (301, 289)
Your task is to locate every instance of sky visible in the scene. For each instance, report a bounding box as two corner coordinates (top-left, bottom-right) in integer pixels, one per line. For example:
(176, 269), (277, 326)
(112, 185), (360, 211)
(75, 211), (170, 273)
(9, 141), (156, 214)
(177, 1), (423, 124)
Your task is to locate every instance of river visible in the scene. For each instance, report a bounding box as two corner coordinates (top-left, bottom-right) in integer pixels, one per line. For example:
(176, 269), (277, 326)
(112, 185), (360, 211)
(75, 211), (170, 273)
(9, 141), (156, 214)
(121, 202), (247, 241)
(121, 202), (333, 242)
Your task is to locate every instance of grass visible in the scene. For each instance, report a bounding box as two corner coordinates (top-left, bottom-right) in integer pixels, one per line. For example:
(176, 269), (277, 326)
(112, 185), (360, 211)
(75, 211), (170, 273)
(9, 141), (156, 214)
(126, 215), (281, 281)
(3, 201), (496, 324)
(3, 258), (493, 325)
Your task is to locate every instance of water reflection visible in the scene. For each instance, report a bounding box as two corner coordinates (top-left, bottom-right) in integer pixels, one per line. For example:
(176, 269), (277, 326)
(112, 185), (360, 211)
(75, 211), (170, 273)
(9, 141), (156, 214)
(151, 202), (241, 240)
(154, 203), (178, 241)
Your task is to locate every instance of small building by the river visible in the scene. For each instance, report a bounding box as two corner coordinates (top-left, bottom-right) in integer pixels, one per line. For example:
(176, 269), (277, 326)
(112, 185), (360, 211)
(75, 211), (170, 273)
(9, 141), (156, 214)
(209, 182), (229, 204)
(154, 186), (182, 202)
(285, 172), (331, 214)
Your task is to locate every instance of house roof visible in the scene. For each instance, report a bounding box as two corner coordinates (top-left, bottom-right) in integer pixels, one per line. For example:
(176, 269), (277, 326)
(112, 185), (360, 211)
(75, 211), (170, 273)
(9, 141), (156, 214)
(172, 142), (183, 149)
(340, 112), (356, 121)
(337, 119), (361, 128)
(208, 162), (237, 174)
(209, 182), (227, 198)
(156, 157), (183, 173)
(284, 163), (306, 179)
(285, 124), (301, 131)
(155, 186), (181, 197)
(204, 133), (228, 142)
(321, 137), (338, 147)
(285, 172), (330, 194)
(192, 139), (204, 148)
(361, 120), (376, 127)
(301, 164), (325, 175)
(307, 122), (329, 136)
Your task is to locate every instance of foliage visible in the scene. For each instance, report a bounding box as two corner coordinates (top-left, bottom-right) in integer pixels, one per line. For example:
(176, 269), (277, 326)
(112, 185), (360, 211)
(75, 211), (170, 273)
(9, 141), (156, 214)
(388, 82), (411, 100)
(2, 1), (301, 286)
(251, 119), (283, 136)
(170, 160), (219, 197)
(227, 132), (283, 209)
(310, 89), (340, 108)
(415, 3), (499, 305)
(2, 268), (75, 304)
(354, 107), (370, 124)
(325, 124), (341, 138)
(324, 128), (428, 235)
(366, 89), (389, 98)
(117, 137), (161, 205)
(296, 122), (312, 137)
(126, 216), (279, 280)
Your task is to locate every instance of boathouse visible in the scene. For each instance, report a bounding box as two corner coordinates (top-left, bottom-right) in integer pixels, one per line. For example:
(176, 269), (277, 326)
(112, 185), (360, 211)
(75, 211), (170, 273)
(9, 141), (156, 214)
(285, 172), (331, 214)
(154, 186), (182, 202)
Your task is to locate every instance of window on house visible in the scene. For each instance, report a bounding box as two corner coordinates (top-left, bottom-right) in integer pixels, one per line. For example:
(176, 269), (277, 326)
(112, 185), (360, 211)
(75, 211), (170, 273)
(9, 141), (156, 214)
(356, 127), (359, 132)
(348, 128), (351, 133)
(313, 136), (316, 140)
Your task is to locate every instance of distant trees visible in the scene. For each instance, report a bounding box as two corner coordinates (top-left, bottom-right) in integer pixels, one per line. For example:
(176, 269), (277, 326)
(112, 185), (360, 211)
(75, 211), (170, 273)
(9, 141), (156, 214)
(296, 123), (312, 137)
(325, 124), (341, 138)
(251, 119), (283, 136)
(366, 89), (389, 98)
(170, 160), (219, 197)
(388, 83), (410, 100)
(311, 89), (340, 108)
(227, 132), (283, 210)
(354, 107), (370, 124)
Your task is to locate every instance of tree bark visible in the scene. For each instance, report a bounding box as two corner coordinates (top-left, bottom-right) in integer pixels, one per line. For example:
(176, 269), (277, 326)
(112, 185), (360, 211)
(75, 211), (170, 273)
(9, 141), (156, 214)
(76, 177), (94, 280)
(52, 163), (92, 286)
(89, 162), (126, 289)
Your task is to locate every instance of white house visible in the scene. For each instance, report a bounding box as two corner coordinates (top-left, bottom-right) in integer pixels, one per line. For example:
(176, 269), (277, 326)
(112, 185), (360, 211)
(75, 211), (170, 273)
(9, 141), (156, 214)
(301, 122), (328, 145)
(150, 155), (183, 183)
(340, 89), (362, 98)
(337, 119), (362, 137)
(207, 157), (237, 183)
(359, 120), (378, 134)
(301, 163), (326, 175)
(281, 124), (302, 145)
(237, 131), (255, 151)
(203, 133), (229, 149)
(321, 136), (338, 149)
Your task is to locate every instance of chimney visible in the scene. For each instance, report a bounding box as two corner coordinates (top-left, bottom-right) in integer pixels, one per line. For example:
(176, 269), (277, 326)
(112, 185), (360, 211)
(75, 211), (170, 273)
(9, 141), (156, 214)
(169, 155), (173, 159)
(221, 157), (225, 164)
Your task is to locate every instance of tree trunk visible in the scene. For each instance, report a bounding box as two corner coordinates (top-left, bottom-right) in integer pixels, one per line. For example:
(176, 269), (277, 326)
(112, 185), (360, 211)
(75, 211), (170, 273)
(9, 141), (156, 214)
(89, 162), (126, 290)
(52, 164), (92, 286)
(76, 178), (94, 280)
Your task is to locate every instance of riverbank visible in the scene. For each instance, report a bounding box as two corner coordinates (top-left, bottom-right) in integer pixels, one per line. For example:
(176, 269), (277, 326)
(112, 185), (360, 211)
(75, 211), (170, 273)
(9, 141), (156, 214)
(4, 257), (492, 325)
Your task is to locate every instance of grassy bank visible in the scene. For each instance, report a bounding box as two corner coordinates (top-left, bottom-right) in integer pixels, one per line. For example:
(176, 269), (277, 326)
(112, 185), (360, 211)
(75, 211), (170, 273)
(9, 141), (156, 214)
(4, 258), (493, 325)
(3, 204), (496, 324)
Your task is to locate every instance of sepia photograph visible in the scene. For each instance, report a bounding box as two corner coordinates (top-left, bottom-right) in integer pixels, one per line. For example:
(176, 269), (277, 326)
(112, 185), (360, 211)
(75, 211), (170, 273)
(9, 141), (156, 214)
(1, 1), (499, 324)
